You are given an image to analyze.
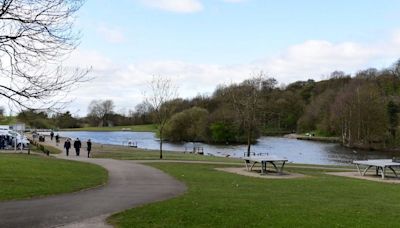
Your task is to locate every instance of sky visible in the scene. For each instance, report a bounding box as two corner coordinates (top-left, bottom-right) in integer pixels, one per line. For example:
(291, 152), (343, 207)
(62, 0), (400, 116)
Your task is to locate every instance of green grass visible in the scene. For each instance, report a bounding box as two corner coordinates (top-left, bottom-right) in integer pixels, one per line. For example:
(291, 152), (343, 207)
(92, 144), (242, 163)
(0, 154), (108, 201)
(108, 163), (400, 227)
(61, 124), (157, 132)
(30, 142), (62, 154)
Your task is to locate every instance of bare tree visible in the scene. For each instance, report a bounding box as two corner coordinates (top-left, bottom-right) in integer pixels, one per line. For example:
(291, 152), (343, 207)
(132, 100), (153, 124)
(227, 71), (273, 157)
(0, 0), (89, 110)
(145, 75), (178, 159)
(88, 100), (114, 127)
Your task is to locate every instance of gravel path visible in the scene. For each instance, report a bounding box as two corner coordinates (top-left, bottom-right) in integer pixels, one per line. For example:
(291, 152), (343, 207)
(0, 139), (186, 228)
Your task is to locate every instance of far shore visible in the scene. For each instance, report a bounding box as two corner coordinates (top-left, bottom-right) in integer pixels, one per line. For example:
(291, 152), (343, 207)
(284, 133), (340, 143)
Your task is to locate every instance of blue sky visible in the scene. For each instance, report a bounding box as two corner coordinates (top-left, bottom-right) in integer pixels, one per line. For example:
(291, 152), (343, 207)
(63, 0), (400, 115)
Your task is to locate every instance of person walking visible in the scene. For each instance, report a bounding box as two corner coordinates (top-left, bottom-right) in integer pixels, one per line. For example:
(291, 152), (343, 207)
(64, 138), (71, 156)
(55, 134), (60, 146)
(50, 131), (54, 141)
(87, 139), (92, 158)
(74, 138), (81, 156)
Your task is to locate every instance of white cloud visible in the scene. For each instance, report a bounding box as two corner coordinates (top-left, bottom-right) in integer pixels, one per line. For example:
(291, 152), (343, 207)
(97, 25), (126, 43)
(261, 35), (400, 82)
(65, 49), (116, 71)
(139, 0), (203, 13)
(64, 31), (400, 116)
(262, 40), (379, 82)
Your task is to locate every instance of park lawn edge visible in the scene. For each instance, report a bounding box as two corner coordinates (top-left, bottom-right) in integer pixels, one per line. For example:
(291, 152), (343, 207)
(0, 154), (108, 201)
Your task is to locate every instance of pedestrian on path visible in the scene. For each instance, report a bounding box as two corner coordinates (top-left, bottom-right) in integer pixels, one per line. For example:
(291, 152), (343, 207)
(50, 131), (54, 141)
(74, 138), (81, 156)
(55, 134), (60, 146)
(64, 138), (71, 156)
(87, 139), (92, 158)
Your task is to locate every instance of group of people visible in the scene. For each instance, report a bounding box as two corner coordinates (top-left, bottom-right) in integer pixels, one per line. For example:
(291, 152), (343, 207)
(48, 131), (93, 157)
(49, 131), (60, 144)
(63, 138), (92, 157)
(0, 135), (11, 149)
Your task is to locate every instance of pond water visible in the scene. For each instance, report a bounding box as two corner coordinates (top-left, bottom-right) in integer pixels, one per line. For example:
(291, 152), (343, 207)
(54, 131), (400, 165)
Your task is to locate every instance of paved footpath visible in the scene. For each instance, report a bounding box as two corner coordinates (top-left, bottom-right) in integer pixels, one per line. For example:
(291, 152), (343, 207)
(0, 140), (186, 228)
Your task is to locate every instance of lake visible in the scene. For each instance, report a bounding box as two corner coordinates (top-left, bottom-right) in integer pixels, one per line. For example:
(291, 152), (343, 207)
(55, 131), (400, 165)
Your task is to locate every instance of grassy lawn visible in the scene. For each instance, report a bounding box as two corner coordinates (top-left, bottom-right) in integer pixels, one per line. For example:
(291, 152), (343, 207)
(92, 144), (243, 163)
(61, 124), (157, 132)
(30, 142), (62, 154)
(108, 163), (400, 227)
(0, 154), (107, 201)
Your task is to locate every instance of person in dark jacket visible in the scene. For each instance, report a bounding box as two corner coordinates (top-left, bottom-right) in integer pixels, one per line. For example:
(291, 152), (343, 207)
(64, 138), (71, 156)
(73, 138), (81, 156)
(50, 131), (54, 141)
(55, 134), (60, 146)
(87, 139), (92, 158)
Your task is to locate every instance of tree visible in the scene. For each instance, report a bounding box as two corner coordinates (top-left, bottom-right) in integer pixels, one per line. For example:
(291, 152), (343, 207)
(0, 0), (89, 110)
(132, 101), (153, 124)
(53, 111), (80, 128)
(387, 100), (399, 139)
(87, 100), (115, 127)
(145, 76), (178, 159)
(226, 72), (273, 156)
(17, 109), (53, 129)
(330, 80), (387, 147)
(164, 107), (209, 142)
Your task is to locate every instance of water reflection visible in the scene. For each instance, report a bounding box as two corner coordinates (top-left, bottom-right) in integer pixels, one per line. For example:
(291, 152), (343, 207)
(55, 131), (400, 165)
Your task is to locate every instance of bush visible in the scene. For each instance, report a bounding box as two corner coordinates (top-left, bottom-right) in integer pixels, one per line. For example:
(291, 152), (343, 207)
(209, 122), (237, 143)
(164, 107), (209, 142)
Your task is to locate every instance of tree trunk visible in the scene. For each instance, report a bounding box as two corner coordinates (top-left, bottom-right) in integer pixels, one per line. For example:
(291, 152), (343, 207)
(246, 129), (252, 157)
(159, 129), (163, 159)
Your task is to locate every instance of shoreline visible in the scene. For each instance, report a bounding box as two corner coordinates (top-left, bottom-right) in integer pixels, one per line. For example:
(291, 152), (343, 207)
(284, 133), (340, 143)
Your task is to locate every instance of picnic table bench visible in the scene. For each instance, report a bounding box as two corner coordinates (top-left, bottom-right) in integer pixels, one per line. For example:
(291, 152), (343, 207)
(243, 155), (288, 175)
(353, 159), (400, 179)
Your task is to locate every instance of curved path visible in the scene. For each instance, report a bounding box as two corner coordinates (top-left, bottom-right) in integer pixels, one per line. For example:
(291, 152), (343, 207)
(0, 142), (186, 228)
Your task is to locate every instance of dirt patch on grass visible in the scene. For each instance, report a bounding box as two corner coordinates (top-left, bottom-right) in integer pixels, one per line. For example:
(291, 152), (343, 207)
(327, 172), (400, 184)
(215, 167), (307, 179)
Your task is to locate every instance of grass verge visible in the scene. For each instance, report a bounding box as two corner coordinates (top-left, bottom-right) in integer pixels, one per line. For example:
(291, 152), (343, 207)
(0, 154), (107, 201)
(30, 141), (62, 154)
(92, 144), (242, 163)
(108, 163), (400, 227)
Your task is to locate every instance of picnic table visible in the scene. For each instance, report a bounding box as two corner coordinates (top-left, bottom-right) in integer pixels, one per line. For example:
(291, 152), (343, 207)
(243, 155), (288, 175)
(353, 159), (400, 179)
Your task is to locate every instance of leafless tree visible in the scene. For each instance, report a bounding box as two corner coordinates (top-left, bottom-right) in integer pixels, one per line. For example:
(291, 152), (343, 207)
(227, 71), (273, 157)
(88, 99), (114, 127)
(145, 75), (178, 159)
(0, 0), (89, 110)
(131, 100), (153, 124)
